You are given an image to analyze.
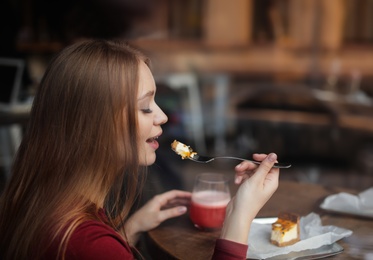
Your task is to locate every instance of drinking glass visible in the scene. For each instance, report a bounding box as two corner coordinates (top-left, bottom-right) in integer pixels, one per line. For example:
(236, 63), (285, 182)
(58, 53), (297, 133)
(189, 173), (231, 230)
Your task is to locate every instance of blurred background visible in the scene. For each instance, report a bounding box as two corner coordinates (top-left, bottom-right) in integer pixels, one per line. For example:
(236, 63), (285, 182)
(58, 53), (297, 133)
(0, 0), (373, 193)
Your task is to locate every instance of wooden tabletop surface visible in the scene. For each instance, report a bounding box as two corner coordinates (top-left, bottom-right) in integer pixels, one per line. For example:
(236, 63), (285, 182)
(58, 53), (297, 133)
(145, 180), (373, 260)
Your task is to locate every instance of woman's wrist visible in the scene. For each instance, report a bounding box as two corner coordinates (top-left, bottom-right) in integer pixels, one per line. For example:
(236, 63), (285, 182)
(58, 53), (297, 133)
(220, 211), (254, 244)
(123, 218), (142, 246)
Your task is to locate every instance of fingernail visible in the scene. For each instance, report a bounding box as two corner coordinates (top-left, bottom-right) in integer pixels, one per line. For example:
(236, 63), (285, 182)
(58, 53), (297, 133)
(268, 153), (277, 162)
(235, 163), (242, 169)
(178, 206), (187, 213)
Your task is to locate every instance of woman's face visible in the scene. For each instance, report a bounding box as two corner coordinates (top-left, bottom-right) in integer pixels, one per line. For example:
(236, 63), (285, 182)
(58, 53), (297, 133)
(137, 61), (168, 165)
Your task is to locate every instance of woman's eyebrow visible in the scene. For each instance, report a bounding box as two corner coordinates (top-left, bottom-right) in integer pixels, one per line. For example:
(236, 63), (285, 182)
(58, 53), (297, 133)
(138, 90), (155, 101)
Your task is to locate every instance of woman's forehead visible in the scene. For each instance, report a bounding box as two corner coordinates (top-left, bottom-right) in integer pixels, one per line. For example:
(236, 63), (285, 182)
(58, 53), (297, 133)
(137, 61), (156, 97)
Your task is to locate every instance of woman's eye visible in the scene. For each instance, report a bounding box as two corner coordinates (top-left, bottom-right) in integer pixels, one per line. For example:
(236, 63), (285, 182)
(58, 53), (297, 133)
(141, 108), (153, 114)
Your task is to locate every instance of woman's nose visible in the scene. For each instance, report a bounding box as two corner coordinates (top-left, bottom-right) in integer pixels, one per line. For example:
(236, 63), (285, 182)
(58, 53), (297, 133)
(155, 106), (168, 125)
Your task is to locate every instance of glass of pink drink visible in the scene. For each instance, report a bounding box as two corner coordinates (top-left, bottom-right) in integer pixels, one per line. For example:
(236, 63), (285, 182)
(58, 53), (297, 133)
(190, 173), (231, 230)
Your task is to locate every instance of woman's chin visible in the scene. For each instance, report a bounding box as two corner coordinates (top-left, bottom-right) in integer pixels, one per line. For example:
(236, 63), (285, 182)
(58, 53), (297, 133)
(139, 154), (156, 166)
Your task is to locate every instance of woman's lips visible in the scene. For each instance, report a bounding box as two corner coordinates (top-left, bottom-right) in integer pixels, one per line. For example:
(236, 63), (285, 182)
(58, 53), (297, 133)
(148, 139), (159, 150)
(146, 136), (160, 150)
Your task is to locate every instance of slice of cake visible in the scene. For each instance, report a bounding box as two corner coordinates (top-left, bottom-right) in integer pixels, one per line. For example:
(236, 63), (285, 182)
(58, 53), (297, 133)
(270, 212), (300, 247)
(171, 140), (197, 159)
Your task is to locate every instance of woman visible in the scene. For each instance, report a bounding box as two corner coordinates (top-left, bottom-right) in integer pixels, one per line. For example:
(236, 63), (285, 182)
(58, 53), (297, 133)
(0, 39), (279, 259)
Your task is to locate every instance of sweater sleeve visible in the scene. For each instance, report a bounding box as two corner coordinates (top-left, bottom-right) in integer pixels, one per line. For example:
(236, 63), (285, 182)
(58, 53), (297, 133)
(211, 238), (248, 260)
(66, 221), (135, 260)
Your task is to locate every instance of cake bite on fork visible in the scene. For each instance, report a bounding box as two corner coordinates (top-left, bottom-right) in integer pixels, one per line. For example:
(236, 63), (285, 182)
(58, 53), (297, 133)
(171, 140), (291, 169)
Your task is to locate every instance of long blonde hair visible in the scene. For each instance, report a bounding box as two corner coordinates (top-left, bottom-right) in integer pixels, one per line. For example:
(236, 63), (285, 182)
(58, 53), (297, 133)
(0, 39), (149, 259)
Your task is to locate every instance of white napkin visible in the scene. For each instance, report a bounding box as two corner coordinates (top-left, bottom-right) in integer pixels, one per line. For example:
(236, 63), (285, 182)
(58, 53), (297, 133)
(247, 212), (352, 259)
(320, 187), (373, 218)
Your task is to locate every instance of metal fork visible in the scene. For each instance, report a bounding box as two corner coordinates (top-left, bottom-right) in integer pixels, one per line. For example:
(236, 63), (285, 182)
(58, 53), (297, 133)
(189, 154), (291, 169)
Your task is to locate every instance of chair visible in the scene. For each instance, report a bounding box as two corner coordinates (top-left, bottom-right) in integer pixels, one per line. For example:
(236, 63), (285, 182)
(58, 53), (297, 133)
(0, 57), (30, 180)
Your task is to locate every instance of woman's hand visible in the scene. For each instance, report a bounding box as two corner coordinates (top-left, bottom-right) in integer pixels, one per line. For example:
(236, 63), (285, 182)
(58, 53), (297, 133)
(220, 153), (280, 244)
(124, 190), (191, 246)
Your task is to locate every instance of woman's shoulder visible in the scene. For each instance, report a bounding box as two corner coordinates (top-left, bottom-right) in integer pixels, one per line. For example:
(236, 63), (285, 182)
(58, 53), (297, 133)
(65, 218), (134, 259)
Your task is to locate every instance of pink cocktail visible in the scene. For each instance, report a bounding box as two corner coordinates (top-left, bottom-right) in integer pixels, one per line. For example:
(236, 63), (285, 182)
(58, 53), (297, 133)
(190, 173), (231, 230)
(190, 190), (230, 229)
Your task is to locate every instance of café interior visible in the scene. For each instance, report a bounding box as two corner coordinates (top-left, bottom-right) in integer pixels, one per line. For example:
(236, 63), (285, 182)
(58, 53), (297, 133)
(0, 0), (372, 259)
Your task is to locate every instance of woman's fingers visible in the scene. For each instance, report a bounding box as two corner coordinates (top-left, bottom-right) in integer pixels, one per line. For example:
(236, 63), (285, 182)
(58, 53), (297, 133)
(252, 153), (277, 177)
(153, 190), (191, 207)
(253, 153), (279, 163)
(250, 153), (280, 196)
(234, 154), (265, 184)
(157, 206), (188, 223)
(150, 190), (191, 222)
(252, 153), (268, 161)
(160, 197), (191, 210)
(234, 160), (257, 184)
(235, 153), (270, 174)
(234, 153), (279, 184)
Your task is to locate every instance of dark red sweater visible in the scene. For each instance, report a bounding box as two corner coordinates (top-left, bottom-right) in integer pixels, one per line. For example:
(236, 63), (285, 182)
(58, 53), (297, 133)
(43, 211), (248, 259)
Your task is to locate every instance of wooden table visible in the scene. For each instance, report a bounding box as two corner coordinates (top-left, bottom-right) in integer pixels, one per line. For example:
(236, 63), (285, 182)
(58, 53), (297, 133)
(145, 180), (373, 259)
